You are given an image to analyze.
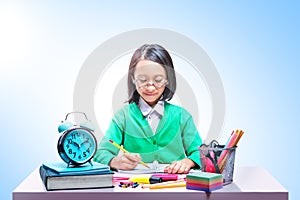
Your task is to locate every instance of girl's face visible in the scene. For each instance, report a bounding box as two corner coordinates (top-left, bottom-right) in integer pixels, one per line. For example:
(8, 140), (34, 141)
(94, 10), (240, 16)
(133, 60), (167, 106)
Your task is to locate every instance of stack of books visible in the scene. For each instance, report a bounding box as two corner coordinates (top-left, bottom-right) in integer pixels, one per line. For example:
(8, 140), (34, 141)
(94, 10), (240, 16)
(39, 161), (114, 191)
(186, 172), (223, 192)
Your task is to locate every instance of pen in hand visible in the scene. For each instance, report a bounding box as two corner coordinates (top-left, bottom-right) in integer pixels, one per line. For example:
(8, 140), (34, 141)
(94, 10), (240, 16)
(108, 139), (150, 169)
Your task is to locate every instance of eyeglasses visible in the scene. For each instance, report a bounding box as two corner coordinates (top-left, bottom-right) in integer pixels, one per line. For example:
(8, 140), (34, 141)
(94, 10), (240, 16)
(133, 78), (168, 89)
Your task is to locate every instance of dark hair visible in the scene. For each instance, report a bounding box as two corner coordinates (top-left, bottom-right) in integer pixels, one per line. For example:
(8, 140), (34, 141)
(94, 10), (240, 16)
(127, 44), (176, 104)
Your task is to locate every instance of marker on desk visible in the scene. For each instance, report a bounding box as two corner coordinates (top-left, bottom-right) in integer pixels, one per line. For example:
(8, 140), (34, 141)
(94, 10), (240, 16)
(151, 174), (178, 181)
(129, 175), (162, 184)
(108, 139), (150, 169)
(129, 174), (178, 185)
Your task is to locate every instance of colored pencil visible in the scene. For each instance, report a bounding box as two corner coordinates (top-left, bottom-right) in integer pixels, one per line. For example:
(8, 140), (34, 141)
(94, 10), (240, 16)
(149, 181), (186, 189)
(142, 179), (185, 189)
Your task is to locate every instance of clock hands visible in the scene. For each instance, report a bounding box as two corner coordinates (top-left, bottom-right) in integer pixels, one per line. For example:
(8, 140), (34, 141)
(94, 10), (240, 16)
(72, 141), (80, 149)
(80, 139), (89, 146)
(71, 139), (90, 150)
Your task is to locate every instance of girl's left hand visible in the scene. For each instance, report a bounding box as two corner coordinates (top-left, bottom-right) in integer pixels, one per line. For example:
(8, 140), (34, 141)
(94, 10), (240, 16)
(164, 158), (195, 174)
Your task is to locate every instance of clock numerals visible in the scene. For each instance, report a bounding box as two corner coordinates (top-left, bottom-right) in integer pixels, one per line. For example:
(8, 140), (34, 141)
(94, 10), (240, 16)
(76, 131), (81, 137)
(71, 133), (76, 140)
(64, 130), (95, 162)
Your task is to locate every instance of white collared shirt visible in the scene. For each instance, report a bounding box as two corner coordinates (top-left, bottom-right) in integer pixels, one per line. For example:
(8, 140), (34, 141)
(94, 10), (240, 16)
(138, 97), (164, 134)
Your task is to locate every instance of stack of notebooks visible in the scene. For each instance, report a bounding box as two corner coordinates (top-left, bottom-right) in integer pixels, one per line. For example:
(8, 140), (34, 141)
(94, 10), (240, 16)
(186, 172), (223, 192)
(39, 162), (114, 191)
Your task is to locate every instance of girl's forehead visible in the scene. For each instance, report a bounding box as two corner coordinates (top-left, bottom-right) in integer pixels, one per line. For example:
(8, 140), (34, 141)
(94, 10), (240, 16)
(134, 60), (166, 76)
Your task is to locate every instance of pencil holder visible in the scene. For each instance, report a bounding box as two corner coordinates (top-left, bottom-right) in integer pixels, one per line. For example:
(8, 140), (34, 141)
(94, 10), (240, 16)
(199, 142), (237, 185)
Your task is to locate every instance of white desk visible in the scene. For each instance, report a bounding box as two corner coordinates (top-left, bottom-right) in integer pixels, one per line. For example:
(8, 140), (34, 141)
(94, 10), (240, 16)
(13, 166), (288, 200)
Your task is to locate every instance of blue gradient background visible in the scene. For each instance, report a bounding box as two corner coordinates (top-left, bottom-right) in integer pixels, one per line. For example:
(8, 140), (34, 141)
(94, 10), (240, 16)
(1, 1), (299, 200)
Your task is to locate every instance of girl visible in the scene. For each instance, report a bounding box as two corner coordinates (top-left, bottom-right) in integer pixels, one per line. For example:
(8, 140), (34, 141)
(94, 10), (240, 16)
(94, 44), (202, 174)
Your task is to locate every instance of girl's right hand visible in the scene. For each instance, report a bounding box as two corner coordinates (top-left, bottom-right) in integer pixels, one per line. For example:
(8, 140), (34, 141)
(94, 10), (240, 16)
(109, 153), (141, 170)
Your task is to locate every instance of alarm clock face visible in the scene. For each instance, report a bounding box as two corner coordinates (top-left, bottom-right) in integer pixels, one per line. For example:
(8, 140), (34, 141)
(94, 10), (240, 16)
(58, 127), (97, 165)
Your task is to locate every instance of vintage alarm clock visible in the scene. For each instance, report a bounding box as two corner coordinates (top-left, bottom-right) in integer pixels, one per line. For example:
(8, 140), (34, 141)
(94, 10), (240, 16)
(57, 112), (97, 167)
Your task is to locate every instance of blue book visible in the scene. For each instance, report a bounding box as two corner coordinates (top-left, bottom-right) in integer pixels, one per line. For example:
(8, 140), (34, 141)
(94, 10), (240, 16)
(42, 161), (110, 175)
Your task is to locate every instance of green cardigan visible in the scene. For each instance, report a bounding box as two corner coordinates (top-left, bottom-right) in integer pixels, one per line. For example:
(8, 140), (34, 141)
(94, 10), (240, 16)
(93, 102), (202, 168)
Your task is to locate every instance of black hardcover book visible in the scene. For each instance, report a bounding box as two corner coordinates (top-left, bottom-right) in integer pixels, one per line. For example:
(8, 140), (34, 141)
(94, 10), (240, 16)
(39, 164), (114, 191)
